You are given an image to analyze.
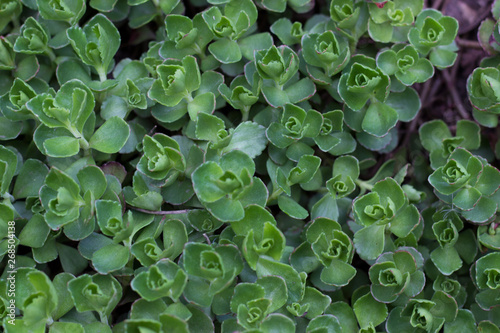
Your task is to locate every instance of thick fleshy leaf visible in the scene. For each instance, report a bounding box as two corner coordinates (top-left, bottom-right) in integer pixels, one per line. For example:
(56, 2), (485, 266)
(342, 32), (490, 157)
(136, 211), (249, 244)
(320, 259), (356, 287)
(354, 224), (386, 260)
(92, 243), (129, 274)
(256, 256), (305, 304)
(278, 195), (309, 219)
(431, 246), (462, 276)
(354, 292), (388, 328)
(89, 116), (130, 153)
(221, 121), (268, 158)
(208, 39), (242, 64)
(362, 101), (398, 137)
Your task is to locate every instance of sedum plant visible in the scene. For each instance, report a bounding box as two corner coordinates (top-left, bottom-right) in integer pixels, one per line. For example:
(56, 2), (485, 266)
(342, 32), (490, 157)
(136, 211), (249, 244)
(1, 0), (500, 332)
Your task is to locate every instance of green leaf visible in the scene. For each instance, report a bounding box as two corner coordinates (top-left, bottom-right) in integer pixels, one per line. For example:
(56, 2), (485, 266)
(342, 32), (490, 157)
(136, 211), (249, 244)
(208, 38), (242, 64)
(77, 166), (107, 200)
(288, 155), (321, 184)
(19, 214), (51, 248)
(37, 0), (85, 25)
(431, 246), (462, 276)
(68, 273), (123, 318)
(238, 32), (273, 60)
(0, 145), (18, 195)
(306, 315), (342, 333)
(354, 292), (388, 328)
(354, 224), (386, 260)
(278, 195), (309, 220)
(131, 259), (187, 302)
(385, 88), (421, 122)
(285, 78), (317, 104)
(362, 101), (398, 137)
(187, 92), (215, 121)
(321, 259), (356, 287)
(221, 121), (268, 158)
(89, 116), (130, 153)
(67, 14), (121, 75)
(92, 243), (129, 274)
(195, 113), (225, 141)
(430, 47), (458, 69)
(444, 309), (477, 333)
(13, 159), (49, 198)
(256, 256), (305, 304)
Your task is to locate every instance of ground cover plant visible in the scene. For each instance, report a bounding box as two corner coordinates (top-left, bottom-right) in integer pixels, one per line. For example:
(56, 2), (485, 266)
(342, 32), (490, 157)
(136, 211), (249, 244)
(0, 0), (500, 331)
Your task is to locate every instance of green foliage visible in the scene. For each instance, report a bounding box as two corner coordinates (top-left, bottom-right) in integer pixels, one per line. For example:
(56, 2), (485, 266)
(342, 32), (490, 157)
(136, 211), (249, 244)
(0, 0), (498, 332)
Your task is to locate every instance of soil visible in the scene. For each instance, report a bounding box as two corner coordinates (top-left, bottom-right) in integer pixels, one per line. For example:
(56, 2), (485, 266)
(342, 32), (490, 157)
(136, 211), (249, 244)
(417, 0), (493, 138)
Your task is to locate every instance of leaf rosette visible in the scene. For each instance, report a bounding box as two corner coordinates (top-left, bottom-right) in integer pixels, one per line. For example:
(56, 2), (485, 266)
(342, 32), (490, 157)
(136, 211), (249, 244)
(192, 150), (267, 222)
(26, 79), (131, 157)
(424, 209), (467, 276)
(302, 30), (350, 78)
(165, 13), (213, 54)
(266, 103), (322, 149)
(428, 148), (500, 223)
(368, 247), (425, 303)
(13, 17), (50, 55)
(0, 0), (22, 33)
(201, 0), (257, 63)
(67, 14), (120, 80)
(136, 133), (186, 184)
(329, 0), (361, 30)
(0, 78), (39, 121)
(467, 67), (500, 117)
(306, 218), (356, 287)
(219, 74), (260, 120)
(377, 44), (434, 86)
(39, 166), (107, 236)
(68, 273), (123, 324)
(338, 55), (390, 111)
(7, 268), (59, 329)
(230, 277), (286, 329)
(39, 168), (85, 230)
(28, 79), (94, 130)
(419, 119), (480, 169)
(367, 0), (423, 43)
(255, 45), (299, 87)
(353, 178), (421, 260)
(37, 0), (85, 25)
(474, 252), (500, 310)
(408, 9), (458, 68)
(183, 243), (243, 297)
(386, 291), (458, 333)
(432, 275), (466, 306)
(326, 155), (359, 198)
(131, 259), (187, 302)
(271, 18), (304, 46)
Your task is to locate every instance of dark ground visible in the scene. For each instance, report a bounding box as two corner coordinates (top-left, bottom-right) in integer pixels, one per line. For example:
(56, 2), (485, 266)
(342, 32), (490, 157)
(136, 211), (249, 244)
(415, 0), (493, 136)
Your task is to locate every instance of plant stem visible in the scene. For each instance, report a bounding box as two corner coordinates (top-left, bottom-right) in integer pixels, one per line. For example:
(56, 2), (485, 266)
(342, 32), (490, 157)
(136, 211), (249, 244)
(193, 44), (206, 60)
(185, 92), (194, 103)
(97, 67), (107, 82)
(99, 312), (108, 325)
(45, 47), (56, 63)
(355, 179), (373, 195)
(267, 188), (283, 204)
(67, 124), (90, 151)
(241, 106), (250, 122)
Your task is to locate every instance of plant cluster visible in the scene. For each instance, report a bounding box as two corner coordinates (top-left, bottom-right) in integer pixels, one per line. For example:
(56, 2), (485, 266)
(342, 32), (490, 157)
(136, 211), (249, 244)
(0, 0), (499, 332)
